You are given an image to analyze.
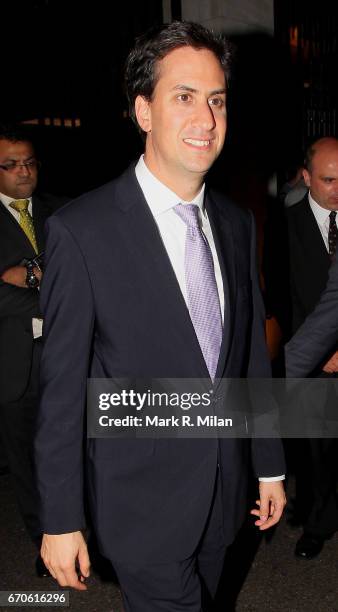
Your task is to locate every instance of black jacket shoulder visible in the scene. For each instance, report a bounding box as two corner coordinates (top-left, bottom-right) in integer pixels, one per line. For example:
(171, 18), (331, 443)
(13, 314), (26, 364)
(286, 195), (309, 223)
(207, 186), (252, 228)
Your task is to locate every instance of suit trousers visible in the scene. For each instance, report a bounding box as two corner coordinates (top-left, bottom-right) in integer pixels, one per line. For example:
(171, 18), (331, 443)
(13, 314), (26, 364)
(294, 437), (338, 538)
(0, 339), (42, 545)
(292, 374), (338, 537)
(112, 466), (226, 612)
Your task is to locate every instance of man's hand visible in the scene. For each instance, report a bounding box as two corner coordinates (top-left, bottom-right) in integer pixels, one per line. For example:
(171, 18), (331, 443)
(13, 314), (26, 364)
(250, 481), (286, 530)
(1, 265), (42, 288)
(322, 350), (338, 373)
(1, 265), (28, 287)
(33, 267), (42, 281)
(41, 531), (90, 591)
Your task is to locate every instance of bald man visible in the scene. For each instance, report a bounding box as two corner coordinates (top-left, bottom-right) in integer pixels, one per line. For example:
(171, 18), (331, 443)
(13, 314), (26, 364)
(286, 137), (338, 559)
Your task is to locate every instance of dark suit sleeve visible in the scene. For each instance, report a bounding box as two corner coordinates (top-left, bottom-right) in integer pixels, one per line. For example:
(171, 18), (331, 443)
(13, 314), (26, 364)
(285, 254), (338, 377)
(35, 215), (95, 534)
(247, 211), (286, 477)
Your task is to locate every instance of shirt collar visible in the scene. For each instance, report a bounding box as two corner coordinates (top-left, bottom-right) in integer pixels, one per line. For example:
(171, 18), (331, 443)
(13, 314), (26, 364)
(135, 155), (206, 218)
(308, 191), (333, 225)
(0, 192), (32, 209)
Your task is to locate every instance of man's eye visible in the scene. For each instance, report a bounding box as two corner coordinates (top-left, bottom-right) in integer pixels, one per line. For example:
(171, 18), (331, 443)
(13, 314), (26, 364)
(177, 94), (191, 102)
(209, 97), (224, 107)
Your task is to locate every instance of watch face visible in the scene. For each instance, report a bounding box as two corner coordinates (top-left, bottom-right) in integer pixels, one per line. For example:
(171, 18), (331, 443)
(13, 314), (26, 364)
(26, 268), (39, 288)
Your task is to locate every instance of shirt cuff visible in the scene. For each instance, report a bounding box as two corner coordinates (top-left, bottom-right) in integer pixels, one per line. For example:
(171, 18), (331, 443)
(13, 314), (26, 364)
(32, 317), (43, 339)
(258, 475), (285, 482)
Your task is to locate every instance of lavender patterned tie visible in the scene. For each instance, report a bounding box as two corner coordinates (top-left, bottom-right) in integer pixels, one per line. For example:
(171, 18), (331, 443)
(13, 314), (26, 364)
(175, 203), (223, 380)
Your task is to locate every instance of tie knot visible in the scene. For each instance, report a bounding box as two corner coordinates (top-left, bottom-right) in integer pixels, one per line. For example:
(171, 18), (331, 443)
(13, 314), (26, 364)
(330, 211), (337, 221)
(174, 203), (200, 228)
(10, 199), (29, 213)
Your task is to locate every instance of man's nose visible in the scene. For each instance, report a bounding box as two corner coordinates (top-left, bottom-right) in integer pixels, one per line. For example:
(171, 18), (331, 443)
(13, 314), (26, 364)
(18, 164), (31, 176)
(192, 101), (216, 131)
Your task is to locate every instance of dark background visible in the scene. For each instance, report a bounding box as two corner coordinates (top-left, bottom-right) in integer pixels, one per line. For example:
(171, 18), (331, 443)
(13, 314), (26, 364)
(2, 0), (338, 201)
(2, 0), (164, 195)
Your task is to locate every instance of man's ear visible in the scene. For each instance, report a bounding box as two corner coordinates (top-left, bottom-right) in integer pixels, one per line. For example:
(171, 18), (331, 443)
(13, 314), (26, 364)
(303, 168), (311, 188)
(135, 95), (152, 133)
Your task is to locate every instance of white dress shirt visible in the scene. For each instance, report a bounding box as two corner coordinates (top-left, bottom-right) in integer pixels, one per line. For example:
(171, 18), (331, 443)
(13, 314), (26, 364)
(309, 192), (338, 252)
(135, 157), (284, 483)
(135, 155), (225, 322)
(0, 192), (42, 339)
(0, 192), (33, 220)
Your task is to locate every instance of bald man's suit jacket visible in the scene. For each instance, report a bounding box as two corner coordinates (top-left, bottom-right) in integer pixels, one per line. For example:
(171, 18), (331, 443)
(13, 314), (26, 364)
(287, 196), (331, 335)
(0, 194), (67, 404)
(36, 164), (285, 565)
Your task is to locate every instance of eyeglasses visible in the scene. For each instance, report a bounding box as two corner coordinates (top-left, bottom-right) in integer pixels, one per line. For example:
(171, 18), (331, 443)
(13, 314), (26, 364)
(0, 159), (41, 173)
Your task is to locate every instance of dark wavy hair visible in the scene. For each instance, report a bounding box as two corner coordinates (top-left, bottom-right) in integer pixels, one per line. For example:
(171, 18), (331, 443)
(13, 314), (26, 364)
(125, 21), (232, 133)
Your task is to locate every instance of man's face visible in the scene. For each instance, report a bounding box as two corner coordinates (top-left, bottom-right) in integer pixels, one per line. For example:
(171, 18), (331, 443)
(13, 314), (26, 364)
(0, 139), (38, 199)
(135, 46), (227, 195)
(303, 145), (338, 210)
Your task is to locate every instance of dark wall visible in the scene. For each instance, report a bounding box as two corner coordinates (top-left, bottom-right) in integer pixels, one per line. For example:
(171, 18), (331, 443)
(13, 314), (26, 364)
(4, 1), (337, 199)
(2, 0), (163, 196)
(274, 0), (338, 179)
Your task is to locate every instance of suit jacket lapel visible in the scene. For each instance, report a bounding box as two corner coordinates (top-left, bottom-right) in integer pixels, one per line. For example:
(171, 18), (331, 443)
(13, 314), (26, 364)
(115, 166), (238, 381)
(299, 201), (330, 269)
(116, 169), (210, 378)
(0, 200), (37, 257)
(0, 199), (19, 228)
(205, 191), (236, 379)
(32, 195), (50, 252)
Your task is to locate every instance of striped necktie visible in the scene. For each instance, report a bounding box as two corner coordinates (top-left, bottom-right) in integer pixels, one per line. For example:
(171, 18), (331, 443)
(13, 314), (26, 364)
(328, 210), (337, 260)
(175, 203), (223, 380)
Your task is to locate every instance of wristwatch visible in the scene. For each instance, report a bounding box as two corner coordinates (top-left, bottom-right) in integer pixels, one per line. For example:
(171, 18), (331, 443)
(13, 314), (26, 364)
(25, 261), (40, 288)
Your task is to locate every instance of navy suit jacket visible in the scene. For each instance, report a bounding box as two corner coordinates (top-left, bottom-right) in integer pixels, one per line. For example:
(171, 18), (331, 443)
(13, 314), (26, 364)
(286, 254), (338, 377)
(36, 164), (285, 564)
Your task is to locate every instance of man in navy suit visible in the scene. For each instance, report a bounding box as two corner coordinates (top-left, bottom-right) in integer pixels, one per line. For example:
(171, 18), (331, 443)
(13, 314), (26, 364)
(36, 22), (286, 610)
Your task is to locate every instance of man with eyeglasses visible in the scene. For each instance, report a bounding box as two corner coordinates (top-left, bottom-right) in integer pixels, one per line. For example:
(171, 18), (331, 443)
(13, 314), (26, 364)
(0, 123), (67, 577)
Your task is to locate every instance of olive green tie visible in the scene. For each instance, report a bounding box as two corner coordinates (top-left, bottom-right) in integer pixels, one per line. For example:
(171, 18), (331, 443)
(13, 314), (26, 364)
(9, 199), (38, 253)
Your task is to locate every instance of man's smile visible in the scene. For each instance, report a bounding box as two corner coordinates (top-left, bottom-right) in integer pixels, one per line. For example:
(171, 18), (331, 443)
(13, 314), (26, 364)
(183, 138), (213, 149)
